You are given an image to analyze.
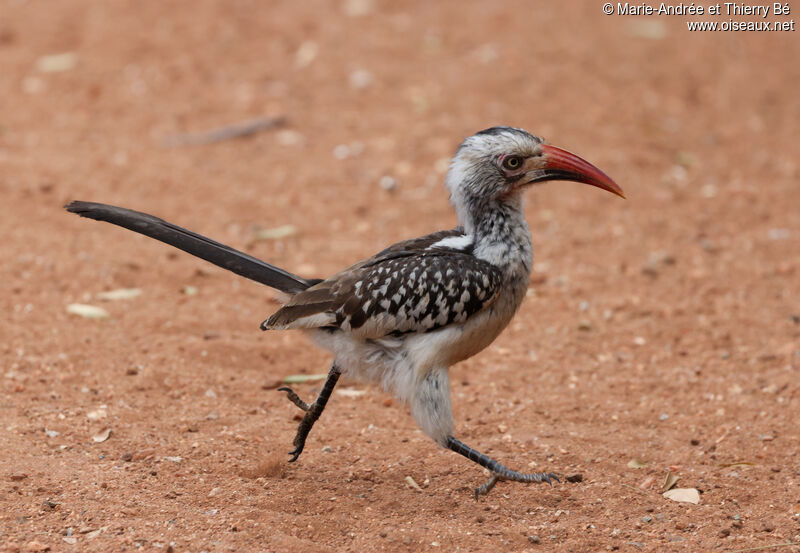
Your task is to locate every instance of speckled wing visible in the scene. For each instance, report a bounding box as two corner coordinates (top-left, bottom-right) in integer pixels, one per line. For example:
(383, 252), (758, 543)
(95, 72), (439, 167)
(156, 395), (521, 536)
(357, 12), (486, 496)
(262, 230), (503, 338)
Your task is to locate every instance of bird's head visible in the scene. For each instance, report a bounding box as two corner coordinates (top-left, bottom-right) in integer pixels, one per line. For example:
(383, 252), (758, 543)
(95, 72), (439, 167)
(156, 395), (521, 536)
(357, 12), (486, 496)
(446, 127), (624, 228)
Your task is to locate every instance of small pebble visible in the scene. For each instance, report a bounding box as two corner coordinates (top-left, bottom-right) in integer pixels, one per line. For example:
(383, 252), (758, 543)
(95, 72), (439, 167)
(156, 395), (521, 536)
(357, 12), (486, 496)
(379, 176), (397, 191)
(565, 473), (583, 483)
(528, 535), (540, 544)
(641, 516), (652, 523)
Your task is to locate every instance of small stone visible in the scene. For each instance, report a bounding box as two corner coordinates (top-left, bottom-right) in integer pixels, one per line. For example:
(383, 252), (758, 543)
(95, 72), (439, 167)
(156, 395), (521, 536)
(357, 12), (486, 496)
(718, 528), (730, 537)
(565, 473), (583, 483)
(342, 0), (374, 16)
(321, 445), (333, 453)
(732, 520), (743, 529)
(9, 473), (28, 481)
(528, 535), (540, 544)
(378, 176), (397, 191)
(761, 523), (775, 533)
(25, 541), (49, 552)
(349, 69), (373, 90)
(120, 452), (133, 462)
(86, 409), (107, 421)
(641, 516), (652, 523)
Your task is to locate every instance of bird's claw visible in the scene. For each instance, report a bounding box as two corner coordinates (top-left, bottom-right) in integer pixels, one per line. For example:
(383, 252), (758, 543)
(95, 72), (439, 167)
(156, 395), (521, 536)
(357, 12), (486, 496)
(474, 471), (561, 499)
(474, 474), (500, 499)
(287, 442), (305, 463)
(277, 386), (311, 411)
(541, 472), (560, 486)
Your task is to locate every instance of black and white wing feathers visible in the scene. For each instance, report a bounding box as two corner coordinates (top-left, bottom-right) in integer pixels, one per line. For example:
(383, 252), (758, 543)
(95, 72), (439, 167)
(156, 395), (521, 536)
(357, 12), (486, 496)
(262, 230), (502, 338)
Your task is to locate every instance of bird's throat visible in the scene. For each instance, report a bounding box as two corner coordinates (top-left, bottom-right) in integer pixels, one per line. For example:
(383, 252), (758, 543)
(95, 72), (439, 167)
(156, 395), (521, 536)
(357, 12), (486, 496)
(469, 196), (533, 277)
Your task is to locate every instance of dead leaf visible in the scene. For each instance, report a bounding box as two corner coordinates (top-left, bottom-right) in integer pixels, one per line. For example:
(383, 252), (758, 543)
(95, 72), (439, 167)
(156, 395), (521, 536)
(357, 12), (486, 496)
(627, 459), (647, 469)
(282, 374), (328, 384)
(67, 303), (109, 319)
(92, 428), (111, 443)
(294, 41), (318, 68)
(337, 388), (366, 398)
(96, 288), (141, 301)
(627, 20), (667, 40)
(638, 476), (655, 490)
(36, 52), (77, 72)
(663, 487), (700, 504)
(254, 225), (297, 241)
(661, 472), (680, 492)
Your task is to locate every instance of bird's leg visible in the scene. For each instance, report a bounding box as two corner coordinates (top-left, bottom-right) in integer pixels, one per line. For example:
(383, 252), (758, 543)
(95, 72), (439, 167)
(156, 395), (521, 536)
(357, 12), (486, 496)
(445, 436), (560, 499)
(278, 363), (341, 462)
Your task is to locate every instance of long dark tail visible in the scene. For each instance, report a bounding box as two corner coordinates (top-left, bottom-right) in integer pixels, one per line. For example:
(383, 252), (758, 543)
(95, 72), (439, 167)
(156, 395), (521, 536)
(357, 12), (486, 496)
(65, 201), (317, 294)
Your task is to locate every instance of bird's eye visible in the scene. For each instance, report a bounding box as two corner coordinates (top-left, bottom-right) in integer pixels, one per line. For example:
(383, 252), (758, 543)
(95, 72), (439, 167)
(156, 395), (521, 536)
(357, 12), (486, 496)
(502, 156), (523, 170)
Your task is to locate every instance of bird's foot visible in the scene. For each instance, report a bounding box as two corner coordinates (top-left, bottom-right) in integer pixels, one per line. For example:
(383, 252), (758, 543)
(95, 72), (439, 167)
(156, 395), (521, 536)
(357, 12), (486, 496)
(474, 470), (560, 499)
(446, 436), (559, 498)
(278, 366), (341, 463)
(278, 388), (323, 462)
(286, 407), (318, 462)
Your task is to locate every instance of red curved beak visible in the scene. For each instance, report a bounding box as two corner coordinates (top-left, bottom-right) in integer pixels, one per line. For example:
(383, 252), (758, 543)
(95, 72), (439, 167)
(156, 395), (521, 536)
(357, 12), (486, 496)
(533, 144), (625, 199)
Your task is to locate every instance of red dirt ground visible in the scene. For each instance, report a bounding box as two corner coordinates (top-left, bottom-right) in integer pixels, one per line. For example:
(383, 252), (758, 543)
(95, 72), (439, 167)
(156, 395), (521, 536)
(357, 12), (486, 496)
(1, 1), (799, 551)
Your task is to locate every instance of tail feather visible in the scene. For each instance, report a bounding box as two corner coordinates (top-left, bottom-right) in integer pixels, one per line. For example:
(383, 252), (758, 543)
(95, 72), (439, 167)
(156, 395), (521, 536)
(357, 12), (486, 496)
(65, 201), (316, 294)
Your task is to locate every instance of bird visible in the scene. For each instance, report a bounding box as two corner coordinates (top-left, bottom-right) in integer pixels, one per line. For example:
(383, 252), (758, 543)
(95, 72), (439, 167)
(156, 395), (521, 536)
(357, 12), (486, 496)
(65, 126), (624, 497)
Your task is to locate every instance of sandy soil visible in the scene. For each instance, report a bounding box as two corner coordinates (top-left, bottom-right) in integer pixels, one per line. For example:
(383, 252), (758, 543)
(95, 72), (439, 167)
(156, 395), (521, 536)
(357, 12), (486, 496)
(1, 1), (799, 551)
